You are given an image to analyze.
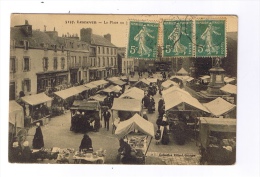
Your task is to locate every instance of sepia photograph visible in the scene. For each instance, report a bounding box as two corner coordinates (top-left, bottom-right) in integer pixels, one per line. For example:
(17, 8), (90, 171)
(8, 14), (237, 165)
(1, 1), (259, 177)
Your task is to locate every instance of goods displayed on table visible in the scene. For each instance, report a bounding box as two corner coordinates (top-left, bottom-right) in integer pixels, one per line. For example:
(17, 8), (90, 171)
(127, 135), (147, 155)
(73, 148), (106, 164)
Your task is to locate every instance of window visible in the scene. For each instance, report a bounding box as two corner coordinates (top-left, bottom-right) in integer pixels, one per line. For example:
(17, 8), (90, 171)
(107, 57), (109, 66)
(24, 40), (29, 50)
(103, 47), (105, 54)
(98, 57), (100, 67)
(53, 57), (58, 70)
(10, 57), (16, 73)
(61, 45), (64, 53)
(61, 57), (65, 69)
(107, 48), (109, 54)
(103, 57), (105, 66)
(83, 56), (87, 66)
(114, 48), (117, 55)
(79, 56), (81, 66)
(71, 56), (76, 67)
(111, 57), (113, 66)
(23, 57), (30, 71)
(43, 57), (49, 71)
(54, 44), (57, 52)
(22, 79), (31, 92)
(98, 47), (100, 54)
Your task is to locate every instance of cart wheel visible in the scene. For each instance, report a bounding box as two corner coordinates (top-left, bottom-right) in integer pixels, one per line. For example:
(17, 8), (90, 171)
(17, 128), (28, 144)
(96, 159), (103, 164)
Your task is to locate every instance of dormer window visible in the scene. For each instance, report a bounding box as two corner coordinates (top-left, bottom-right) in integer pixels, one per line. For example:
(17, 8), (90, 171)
(61, 45), (64, 53)
(53, 44), (57, 52)
(24, 40), (29, 50)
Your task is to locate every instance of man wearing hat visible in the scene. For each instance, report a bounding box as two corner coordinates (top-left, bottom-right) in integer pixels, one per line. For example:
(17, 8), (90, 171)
(21, 141), (32, 163)
(32, 122), (44, 149)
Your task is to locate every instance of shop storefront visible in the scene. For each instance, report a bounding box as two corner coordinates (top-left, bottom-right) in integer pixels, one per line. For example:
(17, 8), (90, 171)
(36, 71), (68, 93)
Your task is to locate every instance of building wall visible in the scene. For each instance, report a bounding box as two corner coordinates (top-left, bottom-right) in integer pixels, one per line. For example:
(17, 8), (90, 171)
(121, 58), (134, 74)
(10, 47), (68, 99)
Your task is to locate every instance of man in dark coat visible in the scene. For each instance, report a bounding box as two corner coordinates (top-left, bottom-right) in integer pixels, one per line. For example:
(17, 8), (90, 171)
(158, 98), (164, 112)
(142, 93), (150, 109)
(148, 95), (155, 113)
(103, 108), (111, 131)
(79, 134), (93, 152)
(32, 122), (44, 149)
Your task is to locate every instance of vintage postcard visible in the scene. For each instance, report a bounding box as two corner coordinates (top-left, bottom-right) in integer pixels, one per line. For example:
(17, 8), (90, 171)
(9, 14), (237, 165)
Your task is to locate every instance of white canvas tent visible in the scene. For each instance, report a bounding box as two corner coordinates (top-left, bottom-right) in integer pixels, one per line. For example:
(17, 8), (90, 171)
(203, 97), (236, 117)
(115, 113), (155, 138)
(220, 84), (237, 94)
(162, 86), (190, 96)
(164, 91), (209, 113)
(9, 101), (24, 128)
(119, 87), (144, 101)
(111, 98), (142, 112)
(21, 92), (52, 106)
(177, 67), (189, 75)
(54, 87), (81, 100)
(161, 80), (177, 89)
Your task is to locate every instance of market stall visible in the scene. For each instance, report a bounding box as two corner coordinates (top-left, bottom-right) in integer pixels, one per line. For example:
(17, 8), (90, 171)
(21, 93), (52, 125)
(91, 79), (109, 89)
(119, 87), (144, 101)
(84, 83), (98, 96)
(9, 101), (25, 145)
(164, 90), (209, 144)
(203, 97), (236, 118)
(199, 117), (236, 165)
(161, 86), (190, 97)
(111, 98), (142, 132)
(115, 113), (155, 164)
(132, 78), (150, 90)
(70, 100), (101, 133)
(161, 80), (178, 90)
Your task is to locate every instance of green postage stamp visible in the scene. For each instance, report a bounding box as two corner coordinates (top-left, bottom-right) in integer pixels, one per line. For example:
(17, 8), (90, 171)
(127, 21), (159, 59)
(163, 20), (193, 57)
(195, 20), (226, 57)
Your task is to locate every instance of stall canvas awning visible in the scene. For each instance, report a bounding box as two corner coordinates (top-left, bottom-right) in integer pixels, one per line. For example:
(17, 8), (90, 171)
(85, 83), (98, 89)
(177, 67), (189, 75)
(100, 88), (114, 93)
(75, 85), (89, 92)
(9, 101), (24, 128)
(199, 117), (236, 148)
(112, 79), (126, 86)
(108, 85), (122, 92)
(203, 97), (236, 117)
(91, 80), (108, 86)
(164, 91), (209, 113)
(199, 75), (210, 80)
(107, 77), (120, 82)
(111, 98), (142, 112)
(115, 113), (155, 138)
(224, 77), (236, 83)
(162, 86), (190, 96)
(54, 87), (81, 100)
(78, 100), (100, 111)
(89, 94), (107, 102)
(220, 84), (237, 94)
(161, 80), (177, 89)
(146, 78), (157, 83)
(119, 87), (144, 101)
(21, 93), (52, 106)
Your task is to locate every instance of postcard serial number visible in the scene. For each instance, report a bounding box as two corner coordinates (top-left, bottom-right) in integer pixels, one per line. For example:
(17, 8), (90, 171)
(65, 20), (97, 24)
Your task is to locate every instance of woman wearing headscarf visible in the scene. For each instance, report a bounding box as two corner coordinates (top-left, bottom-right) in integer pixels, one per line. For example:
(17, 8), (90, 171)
(79, 133), (93, 152)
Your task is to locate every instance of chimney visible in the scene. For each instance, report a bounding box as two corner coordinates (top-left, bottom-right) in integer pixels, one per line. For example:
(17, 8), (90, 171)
(80, 28), (92, 44)
(44, 25), (47, 32)
(104, 33), (111, 42)
(20, 20), (32, 37)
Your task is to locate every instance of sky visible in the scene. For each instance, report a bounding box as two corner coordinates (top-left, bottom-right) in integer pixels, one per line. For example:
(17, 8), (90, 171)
(11, 14), (238, 47)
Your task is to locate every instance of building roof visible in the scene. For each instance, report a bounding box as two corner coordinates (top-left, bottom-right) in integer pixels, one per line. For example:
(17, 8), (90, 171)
(177, 67), (189, 75)
(91, 34), (116, 47)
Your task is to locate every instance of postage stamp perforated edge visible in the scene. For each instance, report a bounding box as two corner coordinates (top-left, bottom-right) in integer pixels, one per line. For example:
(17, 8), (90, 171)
(194, 16), (227, 58)
(162, 17), (194, 58)
(125, 19), (160, 60)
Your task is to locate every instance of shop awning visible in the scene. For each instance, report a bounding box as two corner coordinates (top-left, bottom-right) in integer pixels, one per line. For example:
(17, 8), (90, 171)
(9, 101), (24, 128)
(54, 87), (81, 100)
(108, 85), (122, 92)
(21, 93), (52, 106)
(119, 87), (144, 101)
(199, 117), (236, 148)
(115, 113), (155, 138)
(98, 88), (114, 93)
(107, 77), (120, 82)
(85, 83), (98, 89)
(164, 91), (209, 113)
(111, 98), (142, 112)
(220, 84), (237, 94)
(74, 85), (89, 92)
